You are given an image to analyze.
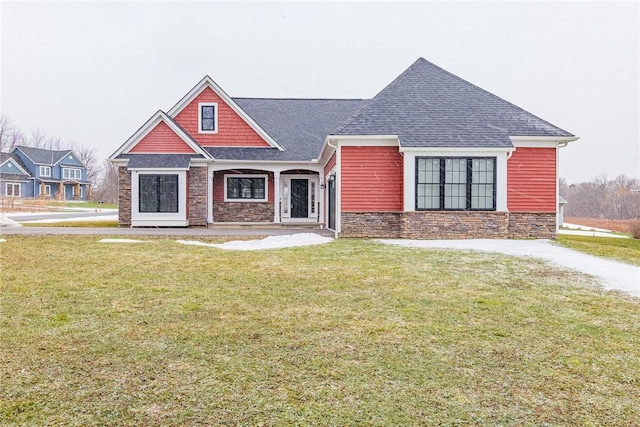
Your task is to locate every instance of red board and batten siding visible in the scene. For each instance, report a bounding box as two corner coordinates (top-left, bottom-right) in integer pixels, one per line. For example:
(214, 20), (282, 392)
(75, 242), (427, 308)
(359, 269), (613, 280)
(507, 147), (557, 212)
(340, 146), (403, 212)
(174, 87), (270, 148)
(129, 121), (195, 153)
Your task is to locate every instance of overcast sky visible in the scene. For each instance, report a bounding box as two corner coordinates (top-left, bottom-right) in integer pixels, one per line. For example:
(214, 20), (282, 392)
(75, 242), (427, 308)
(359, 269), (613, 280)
(1, 1), (638, 183)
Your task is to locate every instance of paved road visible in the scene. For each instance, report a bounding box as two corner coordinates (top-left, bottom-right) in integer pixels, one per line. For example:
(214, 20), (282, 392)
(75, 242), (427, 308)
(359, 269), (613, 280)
(7, 212), (116, 222)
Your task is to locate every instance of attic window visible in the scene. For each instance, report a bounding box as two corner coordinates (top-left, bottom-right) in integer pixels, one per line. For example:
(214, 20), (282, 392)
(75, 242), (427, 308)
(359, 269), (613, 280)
(198, 102), (218, 134)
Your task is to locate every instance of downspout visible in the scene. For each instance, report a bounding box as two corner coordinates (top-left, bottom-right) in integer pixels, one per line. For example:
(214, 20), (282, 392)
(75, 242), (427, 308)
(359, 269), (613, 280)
(327, 138), (339, 239)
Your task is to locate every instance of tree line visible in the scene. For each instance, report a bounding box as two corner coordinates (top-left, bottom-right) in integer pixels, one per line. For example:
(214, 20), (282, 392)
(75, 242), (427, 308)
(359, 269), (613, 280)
(0, 115), (118, 203)
(560, 175), (640, 220)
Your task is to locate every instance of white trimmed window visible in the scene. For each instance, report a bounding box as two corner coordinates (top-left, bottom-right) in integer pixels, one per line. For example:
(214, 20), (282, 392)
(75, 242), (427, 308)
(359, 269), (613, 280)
(5, 183), (20, 197)
(224, 174), (268, 202)
(139, 174), (179, 213)
(63, 168), (82, 180)
(198, 102), (218, 134)
(39, 166), (51, 177)
(416, 157), (496, 210)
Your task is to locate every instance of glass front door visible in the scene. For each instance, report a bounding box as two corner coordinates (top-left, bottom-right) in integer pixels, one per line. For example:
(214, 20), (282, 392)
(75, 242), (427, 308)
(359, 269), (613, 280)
(290, 179), (309, 218)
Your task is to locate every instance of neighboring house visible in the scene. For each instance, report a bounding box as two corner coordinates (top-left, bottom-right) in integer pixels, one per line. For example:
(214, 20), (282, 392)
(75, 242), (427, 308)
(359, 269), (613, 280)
(0, 146), (91, 200)
(110, 57), (578, 238)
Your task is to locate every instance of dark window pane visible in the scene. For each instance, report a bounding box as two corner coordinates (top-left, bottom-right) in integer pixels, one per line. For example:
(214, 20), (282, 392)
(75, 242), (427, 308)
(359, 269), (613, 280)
(139, 174), (178, 213)
(227, 177), (266, 199)
(201, 105), (214, 118)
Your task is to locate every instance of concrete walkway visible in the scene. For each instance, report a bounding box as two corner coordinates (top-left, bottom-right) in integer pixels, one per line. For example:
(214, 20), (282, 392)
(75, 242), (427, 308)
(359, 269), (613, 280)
(0, 225), (335, 237)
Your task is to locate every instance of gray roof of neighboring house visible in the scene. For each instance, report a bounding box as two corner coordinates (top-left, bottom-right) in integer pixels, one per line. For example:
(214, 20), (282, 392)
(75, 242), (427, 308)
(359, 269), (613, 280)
(14, 146), (73, 165)
(333, 58), (574, 148)
(122, 154), (204, 169)
(229, 98), (366, 161)
(0, 152), (31, 175)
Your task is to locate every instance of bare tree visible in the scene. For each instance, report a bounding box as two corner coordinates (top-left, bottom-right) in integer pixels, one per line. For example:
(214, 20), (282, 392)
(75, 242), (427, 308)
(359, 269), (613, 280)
(91, 160), (119, 204)
(0, 115), (26, 152)
(68, 142), (99, 184)
(562, 174), (640, 219)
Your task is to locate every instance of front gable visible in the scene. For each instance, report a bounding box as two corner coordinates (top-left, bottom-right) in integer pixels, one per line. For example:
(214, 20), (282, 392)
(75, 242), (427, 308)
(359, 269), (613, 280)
(57, 152), (86, 168)
(130, 121), (196, 154)
(0, 157), (31, 176)
(168, 77), (283, 150)
(110, 111), (211, 160)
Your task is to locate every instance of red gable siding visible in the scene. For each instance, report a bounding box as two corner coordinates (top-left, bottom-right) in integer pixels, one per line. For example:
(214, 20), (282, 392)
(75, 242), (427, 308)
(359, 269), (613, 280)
(507, 147), (556, 212)
(129, 121), (195, 153)
(341, 146), (403, 212)
(174, 87), (271, 147)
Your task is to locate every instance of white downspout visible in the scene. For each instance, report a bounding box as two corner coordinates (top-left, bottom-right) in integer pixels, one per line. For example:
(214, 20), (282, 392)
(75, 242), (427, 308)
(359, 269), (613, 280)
(327, 139), (339, 238)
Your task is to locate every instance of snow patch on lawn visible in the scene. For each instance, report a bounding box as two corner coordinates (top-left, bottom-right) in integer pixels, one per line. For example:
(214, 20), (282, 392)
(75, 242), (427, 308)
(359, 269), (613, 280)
(0, 214), (21, 227)
(99, 238), (148, 243)
(177, 233), (333, 251)
(0, 239), (6, 242)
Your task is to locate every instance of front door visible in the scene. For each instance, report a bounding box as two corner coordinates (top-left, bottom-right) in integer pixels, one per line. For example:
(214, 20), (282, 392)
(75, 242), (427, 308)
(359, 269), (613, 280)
(290, 179), (309, 218)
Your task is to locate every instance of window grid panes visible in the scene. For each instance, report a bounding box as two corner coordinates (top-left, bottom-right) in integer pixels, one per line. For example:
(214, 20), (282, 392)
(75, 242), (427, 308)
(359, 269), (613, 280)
(200, 105), (216, 132)
(139, 174), (178, 213)
(416, 157), (496, 211)
(6, 183), (20, 197)
(227, 177), (266, 200)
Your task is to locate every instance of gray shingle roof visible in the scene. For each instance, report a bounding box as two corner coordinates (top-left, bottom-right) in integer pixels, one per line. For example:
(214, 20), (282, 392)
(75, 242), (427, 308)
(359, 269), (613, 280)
(333, 58), (573, 148)
(230, 98), (365, 161)
(14, 146), (72, 165)
(121, 153), (203, 169)
(1, 152), (31, 175)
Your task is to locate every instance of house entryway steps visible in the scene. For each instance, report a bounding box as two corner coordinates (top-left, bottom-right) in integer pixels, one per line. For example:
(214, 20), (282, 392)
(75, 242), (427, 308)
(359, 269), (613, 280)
(207, 222), (323, 230)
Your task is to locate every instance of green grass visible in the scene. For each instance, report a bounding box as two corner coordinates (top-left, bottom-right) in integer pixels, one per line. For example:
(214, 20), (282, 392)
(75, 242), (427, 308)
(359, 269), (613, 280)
(21, 220), (118, 228)
(1, 237), (638, 425)
(556, 234), (640, 266)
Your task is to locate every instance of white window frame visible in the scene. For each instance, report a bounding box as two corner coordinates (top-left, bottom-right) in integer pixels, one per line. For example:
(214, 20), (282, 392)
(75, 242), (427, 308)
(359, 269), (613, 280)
(63, 168), (82, 180)
(224, 174), (268, 202)
(130, 169), (188, 227)
(198, 102), (218, 134)
(41, 185), (51, 197)
(5, 182), (20, 197)
(39, 165), (51, 177)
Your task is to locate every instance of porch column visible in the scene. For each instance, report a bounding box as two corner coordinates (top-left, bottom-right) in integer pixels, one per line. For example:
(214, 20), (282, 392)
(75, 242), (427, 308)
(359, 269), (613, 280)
(58, 182), (63, 200)
(40, 182), (44, 198)
(207, 167), (214, 223)
(273, 170), (280, 223)
(319, 170), (325, 226)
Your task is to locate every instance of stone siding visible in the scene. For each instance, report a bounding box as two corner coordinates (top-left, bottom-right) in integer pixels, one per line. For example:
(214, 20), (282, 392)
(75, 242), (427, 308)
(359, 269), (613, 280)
(340, 212), (403, 238)
(508, 212), (557, 239)
(340, 211), (556, 239)
(188, 167), (208, 226)
(214, 202), (274, 223)
(401, 211), (509, 239)
(117, 166), (131, 227)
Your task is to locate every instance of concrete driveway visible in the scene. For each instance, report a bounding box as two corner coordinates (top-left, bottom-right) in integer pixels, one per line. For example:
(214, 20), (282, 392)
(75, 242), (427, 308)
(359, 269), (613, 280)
(379, 239), (640, 297)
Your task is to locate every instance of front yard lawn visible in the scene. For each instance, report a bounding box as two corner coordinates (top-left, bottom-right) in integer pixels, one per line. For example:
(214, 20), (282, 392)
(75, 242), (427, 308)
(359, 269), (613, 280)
(556, 234), (640, 266)
(1, 236), (638, 425)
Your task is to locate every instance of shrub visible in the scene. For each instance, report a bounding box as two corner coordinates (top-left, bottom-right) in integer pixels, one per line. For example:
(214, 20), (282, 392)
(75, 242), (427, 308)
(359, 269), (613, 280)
(630, 219), (640, 239)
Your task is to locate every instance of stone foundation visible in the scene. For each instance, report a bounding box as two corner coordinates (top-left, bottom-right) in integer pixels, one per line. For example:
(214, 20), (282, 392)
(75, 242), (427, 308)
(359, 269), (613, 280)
(401, 211), (509, 239)
(339, 212), (403, 238)
(213, 202), (274, 223)
(340, 211), (557, 239)
(508, 212), (557, 239)
(188, 167), (208, 226)
(117, 166), (131, 227)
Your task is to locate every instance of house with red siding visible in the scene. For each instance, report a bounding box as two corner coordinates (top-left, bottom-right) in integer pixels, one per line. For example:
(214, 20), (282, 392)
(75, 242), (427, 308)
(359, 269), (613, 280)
(109, 58), (577, 238)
